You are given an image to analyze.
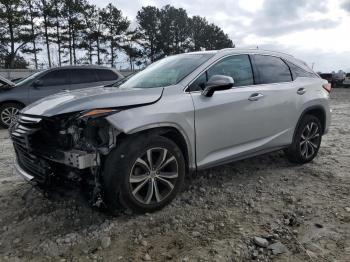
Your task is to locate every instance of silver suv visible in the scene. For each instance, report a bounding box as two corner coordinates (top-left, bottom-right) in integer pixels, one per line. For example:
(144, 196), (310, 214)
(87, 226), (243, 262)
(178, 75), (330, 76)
(10, 49), (331, 213)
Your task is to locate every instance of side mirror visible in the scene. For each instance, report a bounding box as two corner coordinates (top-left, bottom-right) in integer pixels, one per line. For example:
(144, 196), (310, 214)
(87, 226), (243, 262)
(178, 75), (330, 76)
(202, 75), (234, 97)
(32, 79), (43, 88)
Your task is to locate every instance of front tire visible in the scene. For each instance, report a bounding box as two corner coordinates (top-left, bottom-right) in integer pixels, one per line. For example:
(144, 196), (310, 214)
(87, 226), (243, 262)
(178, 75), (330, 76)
(102, 134), (185, 213)
(285, 115), (322, 164)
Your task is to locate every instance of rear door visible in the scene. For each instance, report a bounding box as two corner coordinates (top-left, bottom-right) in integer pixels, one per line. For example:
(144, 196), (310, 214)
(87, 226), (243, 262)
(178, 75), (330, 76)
(249, 54), (298, 144)
(69, 68), (102, 90)
(28, 69), (70, 104)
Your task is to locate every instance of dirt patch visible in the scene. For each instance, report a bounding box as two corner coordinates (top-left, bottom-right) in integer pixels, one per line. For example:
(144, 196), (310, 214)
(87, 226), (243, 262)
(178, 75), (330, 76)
(0, 89), (349, 261)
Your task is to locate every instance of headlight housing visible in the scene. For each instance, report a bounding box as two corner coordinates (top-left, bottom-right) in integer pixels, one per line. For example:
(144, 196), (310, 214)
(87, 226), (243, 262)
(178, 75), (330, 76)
(79, 108), (120, 119)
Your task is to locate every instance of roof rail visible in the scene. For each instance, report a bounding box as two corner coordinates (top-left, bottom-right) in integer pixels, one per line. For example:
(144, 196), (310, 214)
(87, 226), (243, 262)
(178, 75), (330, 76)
(219, 48), (294, 57)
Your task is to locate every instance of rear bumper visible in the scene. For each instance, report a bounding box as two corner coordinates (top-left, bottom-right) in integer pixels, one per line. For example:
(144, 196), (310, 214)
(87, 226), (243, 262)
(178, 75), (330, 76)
(14, 160), (35, 182)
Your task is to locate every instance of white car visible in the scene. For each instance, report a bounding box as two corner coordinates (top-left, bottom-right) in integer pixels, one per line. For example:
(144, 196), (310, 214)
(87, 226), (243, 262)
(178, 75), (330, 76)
(343, 73), (350, 87)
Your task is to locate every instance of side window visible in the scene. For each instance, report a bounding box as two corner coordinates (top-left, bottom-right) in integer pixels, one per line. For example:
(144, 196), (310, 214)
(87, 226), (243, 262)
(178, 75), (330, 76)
(188, 54), (254, 91)
(252, 55), (292, 84)
(70, 69), (99, 84)
(207, 55), (254, 87)
(189, 72), (207, 91)
(96, 69), (119, 81)
(285, 61), (316, 79)
(39, 70), (69, 86)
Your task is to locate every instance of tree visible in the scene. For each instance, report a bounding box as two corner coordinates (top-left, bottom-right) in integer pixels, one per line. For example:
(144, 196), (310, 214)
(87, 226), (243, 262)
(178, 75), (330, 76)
(60, 0), (86, 65)
(81, 3), (106, 65)
(50, 0), (63, 66)
(136, 5), (234, 64)
(100, 3), (129, 68)
(0, 0), (29, 68)
(122, 30), (143, 70)
(136, 6), (161, 62)
(39, 0), (54, 67)
(189, 16), (234, 51)
(22, 0), (41, 69)
(158, 5), (190, 55)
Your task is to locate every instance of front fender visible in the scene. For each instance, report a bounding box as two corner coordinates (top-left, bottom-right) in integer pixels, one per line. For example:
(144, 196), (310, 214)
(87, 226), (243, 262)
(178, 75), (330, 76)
(106, 89), (196, 170)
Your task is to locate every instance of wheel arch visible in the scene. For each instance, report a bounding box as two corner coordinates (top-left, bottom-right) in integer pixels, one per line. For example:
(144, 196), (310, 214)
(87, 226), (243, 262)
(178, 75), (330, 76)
(295, 106), (326, 137)
(0, 100), (25, 108)
(116, 125), (194, 174)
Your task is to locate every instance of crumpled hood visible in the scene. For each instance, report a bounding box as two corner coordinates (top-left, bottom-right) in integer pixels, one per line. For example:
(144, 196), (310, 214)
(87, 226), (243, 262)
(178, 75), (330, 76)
(22, 86), (164, 117)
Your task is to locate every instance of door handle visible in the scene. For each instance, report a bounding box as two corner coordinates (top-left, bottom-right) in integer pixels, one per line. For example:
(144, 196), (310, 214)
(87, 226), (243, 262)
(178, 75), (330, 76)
(297, 88), (306, 95)
(61, 89), (69, 92)
(248, 93), (264, 101)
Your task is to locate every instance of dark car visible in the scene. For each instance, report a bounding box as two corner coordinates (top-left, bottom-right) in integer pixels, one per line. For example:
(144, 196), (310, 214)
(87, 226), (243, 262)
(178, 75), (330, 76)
(0, 65), (123, 128)
(319, 73), (333, 85)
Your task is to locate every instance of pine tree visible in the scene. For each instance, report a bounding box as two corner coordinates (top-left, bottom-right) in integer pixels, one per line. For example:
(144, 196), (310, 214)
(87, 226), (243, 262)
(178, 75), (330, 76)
(50, 0), (63, 66)
(100, 3), (129, 68)
(0, 0), (29, 68)
(136, 6), (161, 62)
(39, 0), (56, 67)
(22, 0), (41, 69)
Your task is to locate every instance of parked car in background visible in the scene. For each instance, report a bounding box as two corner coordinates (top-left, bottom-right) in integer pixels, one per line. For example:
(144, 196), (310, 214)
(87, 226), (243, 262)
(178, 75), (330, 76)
(0, 65), (123, 128)
(342, 73), (350, 87)
(10, 49), (331, 213)
(319, 73), (333, 86)
(332, 72), (345, 88)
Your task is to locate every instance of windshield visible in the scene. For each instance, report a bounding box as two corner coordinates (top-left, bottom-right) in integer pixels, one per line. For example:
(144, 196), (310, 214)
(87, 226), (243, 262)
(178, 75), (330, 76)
(15, 71), (42, 86)
(116, 53), (214, 89)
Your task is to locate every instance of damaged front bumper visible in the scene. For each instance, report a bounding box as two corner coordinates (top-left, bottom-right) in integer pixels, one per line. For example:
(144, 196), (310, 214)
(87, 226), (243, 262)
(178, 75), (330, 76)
(10, 113), (117, 188)
(14, 160), (35, 183)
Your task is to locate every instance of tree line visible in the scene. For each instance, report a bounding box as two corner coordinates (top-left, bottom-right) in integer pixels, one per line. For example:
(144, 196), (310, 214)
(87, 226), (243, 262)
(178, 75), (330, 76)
(0, 0), (234, 69)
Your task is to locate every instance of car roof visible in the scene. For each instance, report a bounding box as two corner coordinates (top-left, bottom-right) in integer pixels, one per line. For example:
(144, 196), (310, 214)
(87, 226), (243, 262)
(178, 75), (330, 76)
(39, 65), (124, 77)
(186, 48), (313, 73)
(48, 65), (118, 70)
(186, 48), (294, 57)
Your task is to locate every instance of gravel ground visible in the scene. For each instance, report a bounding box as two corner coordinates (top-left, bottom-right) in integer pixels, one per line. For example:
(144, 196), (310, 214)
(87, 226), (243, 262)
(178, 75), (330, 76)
(0, 88), (349, 262)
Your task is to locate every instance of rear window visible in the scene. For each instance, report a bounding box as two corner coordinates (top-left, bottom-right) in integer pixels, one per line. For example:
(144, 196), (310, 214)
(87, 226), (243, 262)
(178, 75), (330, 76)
(70, 69), (98, 84)
(96, 69), (119, 81)
(286, 61), (317, 79)
(252, 55), (292, 84)
(319, 74), (332, 79)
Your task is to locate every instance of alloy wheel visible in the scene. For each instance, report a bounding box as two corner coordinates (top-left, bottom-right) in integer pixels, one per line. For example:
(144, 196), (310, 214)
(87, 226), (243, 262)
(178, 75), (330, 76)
(129, 147), (179, 205)
(300, 121), (321, 159)
(1, 107), (19, 126)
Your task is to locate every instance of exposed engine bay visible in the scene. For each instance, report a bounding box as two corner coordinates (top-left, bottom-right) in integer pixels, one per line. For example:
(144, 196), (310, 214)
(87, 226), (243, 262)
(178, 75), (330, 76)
(10, 112), (120, 206)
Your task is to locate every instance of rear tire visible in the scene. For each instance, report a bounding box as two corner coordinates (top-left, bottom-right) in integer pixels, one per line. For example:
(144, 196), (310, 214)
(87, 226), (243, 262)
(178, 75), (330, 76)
(102, 134), (185, 214)
(285, 115), (322, 164)
(0, 103), (23, 128)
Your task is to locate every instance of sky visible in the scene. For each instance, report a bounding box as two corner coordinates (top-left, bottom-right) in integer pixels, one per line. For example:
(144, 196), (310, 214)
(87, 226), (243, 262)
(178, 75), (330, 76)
(91, 0), (350, 72)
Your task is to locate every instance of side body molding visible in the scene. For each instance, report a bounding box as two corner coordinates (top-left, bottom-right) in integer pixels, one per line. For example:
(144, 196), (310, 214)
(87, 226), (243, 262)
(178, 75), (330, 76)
(106, 86), (197, 171)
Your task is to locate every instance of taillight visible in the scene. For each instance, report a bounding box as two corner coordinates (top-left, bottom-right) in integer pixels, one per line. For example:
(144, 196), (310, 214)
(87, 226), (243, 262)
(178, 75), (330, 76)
(323, 83), (331, 93)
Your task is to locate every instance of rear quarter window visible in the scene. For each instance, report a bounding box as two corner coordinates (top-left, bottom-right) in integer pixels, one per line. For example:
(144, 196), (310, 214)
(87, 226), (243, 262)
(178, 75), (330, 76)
(95, 69), (119, 81)
(70, 69), (99, 84)
(251, 55), (292, 84)
(285, 61), (317, 79)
